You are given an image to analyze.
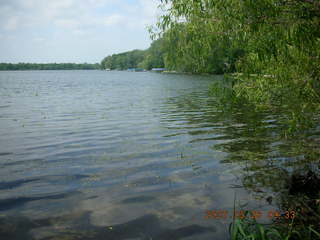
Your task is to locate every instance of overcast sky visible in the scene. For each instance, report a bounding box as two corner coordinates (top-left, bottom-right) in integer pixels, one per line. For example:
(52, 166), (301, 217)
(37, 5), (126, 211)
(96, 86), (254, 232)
(0, 0), (161, 63)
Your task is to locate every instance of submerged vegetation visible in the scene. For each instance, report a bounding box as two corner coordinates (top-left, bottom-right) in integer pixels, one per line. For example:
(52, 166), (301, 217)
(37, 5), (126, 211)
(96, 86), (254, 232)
(151, 0), (320, 239)
(101, 3), (320, 238)
(230, 169), (320, 240)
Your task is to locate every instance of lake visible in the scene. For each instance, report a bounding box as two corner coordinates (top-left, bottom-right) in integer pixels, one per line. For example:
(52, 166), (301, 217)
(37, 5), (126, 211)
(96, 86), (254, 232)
(0, 70), (319, 240)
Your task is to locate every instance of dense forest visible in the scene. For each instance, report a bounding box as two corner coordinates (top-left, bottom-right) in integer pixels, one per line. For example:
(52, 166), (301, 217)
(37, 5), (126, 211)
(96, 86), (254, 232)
(100, 39), (166, 71)
(101, 49), (146, 70)
(100, 32), (239, 74)
(0, 63), (100, 71)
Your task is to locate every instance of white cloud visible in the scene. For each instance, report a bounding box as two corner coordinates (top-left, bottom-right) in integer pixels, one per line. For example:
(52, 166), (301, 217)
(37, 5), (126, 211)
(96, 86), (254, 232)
(104, 14), (125, 26)
(0, 4), (12, 15)
(0, 0), (162, 32)
(0, 0), (162, 63)
(3, 16), (19, 31)
(21, 0), (76, 18)
(72, 29), (87, 36)
(139, 0), (159, 18)
(54, 19), (79, 28)
(33, 37), (45, 42)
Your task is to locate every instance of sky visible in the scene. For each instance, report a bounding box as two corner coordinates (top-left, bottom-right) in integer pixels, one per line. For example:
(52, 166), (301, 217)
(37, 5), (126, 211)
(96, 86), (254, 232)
(0, 0), (161, 63)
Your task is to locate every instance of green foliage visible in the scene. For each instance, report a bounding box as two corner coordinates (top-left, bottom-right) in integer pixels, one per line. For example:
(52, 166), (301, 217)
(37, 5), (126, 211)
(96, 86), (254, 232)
(230, 217), (320, 240)
(0, 63), (100, 70)
(138, 38), (165, 70)
(157, 0), (320, 132)
(230, 218), (282, 240)
(101, 23), (238, 73)
(101, 49), (146, 70)
(101, 39), (166, 71)
(157, 21), (244, 74)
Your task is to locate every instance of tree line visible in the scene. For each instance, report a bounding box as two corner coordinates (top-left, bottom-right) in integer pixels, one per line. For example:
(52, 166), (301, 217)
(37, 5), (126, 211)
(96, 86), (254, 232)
(0, 63), (101, 71)
(100, 31), (239, 74)
(100, 38), (166, 71)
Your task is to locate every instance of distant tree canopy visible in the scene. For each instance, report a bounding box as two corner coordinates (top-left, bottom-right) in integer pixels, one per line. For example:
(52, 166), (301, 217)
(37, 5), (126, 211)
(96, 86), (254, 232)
(138, 38), (165, 70)
(101, 50), (146, 70)
(0, 63), (101, 71)
(100, 34), (235, 74)
(101, 41), (167, 71)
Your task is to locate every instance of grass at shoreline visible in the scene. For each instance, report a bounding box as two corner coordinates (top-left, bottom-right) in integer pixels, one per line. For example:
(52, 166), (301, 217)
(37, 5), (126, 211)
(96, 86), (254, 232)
(230, 217), (320, 240)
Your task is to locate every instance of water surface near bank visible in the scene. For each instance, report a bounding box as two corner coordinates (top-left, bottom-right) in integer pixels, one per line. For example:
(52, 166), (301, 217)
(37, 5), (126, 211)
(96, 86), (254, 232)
(0, 70), (318, 240)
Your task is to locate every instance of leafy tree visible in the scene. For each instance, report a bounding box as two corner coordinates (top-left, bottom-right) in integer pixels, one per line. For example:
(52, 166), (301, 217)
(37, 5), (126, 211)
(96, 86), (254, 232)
(138, 38), (165, 70)
(101, 50), (146, 70)
(157, 0), (320, 131)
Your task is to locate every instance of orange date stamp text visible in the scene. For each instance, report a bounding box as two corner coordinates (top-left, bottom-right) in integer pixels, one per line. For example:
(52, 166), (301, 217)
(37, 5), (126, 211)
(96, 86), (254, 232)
(204, 210), (296, 220)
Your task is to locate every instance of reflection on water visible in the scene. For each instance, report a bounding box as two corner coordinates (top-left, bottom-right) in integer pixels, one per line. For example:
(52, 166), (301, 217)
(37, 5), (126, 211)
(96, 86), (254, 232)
(0, 70), (319, 239)
(0, 212), (216, 240)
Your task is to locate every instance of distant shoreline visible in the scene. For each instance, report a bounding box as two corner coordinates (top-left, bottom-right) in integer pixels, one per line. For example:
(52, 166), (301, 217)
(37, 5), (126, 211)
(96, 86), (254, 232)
(0, 69), (101, 71)
(0, 63), (101, 71)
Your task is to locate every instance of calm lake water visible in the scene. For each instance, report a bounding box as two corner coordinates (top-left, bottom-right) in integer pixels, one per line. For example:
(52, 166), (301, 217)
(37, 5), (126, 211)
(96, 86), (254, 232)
(0, 70), (319, 240)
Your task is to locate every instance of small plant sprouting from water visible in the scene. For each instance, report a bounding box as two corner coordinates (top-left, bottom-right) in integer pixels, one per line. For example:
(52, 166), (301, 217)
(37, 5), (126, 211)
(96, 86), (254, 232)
(230, 169), (320, 240)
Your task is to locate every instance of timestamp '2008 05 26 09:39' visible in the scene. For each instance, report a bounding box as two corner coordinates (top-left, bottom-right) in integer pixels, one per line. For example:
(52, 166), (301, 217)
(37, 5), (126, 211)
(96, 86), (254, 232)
(204, 210), (296, 220)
